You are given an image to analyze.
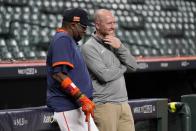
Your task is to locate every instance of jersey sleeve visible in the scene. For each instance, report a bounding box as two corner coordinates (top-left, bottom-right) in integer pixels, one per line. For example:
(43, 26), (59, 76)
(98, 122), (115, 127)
(51, 36), (74, 73)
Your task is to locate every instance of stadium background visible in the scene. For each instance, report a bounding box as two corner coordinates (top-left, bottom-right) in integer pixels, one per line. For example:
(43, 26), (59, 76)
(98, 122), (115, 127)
(0, 0), (196, 130)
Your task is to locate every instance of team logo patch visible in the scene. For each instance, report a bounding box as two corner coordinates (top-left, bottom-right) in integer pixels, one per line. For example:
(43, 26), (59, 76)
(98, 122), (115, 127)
(73, 16), (80, 22)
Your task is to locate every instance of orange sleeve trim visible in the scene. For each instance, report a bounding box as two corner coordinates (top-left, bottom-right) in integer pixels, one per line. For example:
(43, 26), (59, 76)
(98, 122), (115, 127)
(61, 77), (72, 89)
(52, 61), (74, 68)
(56, 28), (67, 33)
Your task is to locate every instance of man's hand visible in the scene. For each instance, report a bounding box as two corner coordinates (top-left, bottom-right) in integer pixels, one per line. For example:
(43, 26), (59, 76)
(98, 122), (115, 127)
(79, 95), (95, 122)
(60, 76), (95, 122)
(103, 35), (121, 49)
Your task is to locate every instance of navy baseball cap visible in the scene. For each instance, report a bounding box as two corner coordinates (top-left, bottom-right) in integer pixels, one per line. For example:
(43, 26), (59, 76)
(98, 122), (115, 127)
(63, 8), (93, 26)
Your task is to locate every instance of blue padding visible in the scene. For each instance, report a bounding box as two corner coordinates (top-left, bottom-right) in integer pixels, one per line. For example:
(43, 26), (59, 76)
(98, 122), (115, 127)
(0, 99), (168, 131)
(128, 98), (168, 120)
(0, 106), (59, 131)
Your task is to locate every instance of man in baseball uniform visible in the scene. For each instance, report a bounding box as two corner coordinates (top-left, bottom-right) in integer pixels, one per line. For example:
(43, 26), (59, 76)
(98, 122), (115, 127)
(46, 8), (98, 131)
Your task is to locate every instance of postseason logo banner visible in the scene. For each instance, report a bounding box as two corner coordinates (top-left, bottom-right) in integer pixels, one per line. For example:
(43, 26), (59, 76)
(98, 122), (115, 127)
(0, 107), (59, 131)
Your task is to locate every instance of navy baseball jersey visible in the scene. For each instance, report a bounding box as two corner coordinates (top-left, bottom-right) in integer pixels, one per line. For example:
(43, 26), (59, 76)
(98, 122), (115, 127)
(46, 30), (93, 112)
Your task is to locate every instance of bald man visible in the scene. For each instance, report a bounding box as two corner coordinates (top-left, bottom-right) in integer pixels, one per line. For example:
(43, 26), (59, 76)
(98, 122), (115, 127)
(81, 9), (137, 131)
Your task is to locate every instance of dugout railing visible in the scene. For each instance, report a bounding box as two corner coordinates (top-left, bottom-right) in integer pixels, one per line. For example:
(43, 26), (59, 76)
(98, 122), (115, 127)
(129, 98), (168, 131)
(0, 98), (168, 131)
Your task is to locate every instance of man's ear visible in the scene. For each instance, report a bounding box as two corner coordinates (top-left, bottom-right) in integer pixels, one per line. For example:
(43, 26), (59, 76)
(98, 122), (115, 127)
(95, 22), (100, 30)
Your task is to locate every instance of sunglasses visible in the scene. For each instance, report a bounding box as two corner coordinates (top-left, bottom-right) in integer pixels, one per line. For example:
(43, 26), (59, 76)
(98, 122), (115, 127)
(78, 23), (87, 30)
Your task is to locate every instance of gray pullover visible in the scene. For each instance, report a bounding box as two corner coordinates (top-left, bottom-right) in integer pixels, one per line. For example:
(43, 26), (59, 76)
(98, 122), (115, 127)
(81, 34), (137, 104)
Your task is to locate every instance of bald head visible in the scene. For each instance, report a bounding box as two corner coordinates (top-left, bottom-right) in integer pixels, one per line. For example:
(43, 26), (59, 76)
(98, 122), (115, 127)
(94, 9), (113, 23)
(94, 9), (116, 37)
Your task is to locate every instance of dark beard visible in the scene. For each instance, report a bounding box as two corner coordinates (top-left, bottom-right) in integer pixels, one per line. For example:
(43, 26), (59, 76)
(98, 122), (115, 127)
(73, 35), (82, 42)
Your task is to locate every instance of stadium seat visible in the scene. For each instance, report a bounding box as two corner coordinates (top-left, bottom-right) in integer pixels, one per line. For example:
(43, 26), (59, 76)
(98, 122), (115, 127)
(0, 0), (196, 60)
(36, 51), (47, 59)
(1, 52), (13, 60)
(25, 51), (37, 59)
(0, 39), (6, 47)
(12, 51), (25, 60)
